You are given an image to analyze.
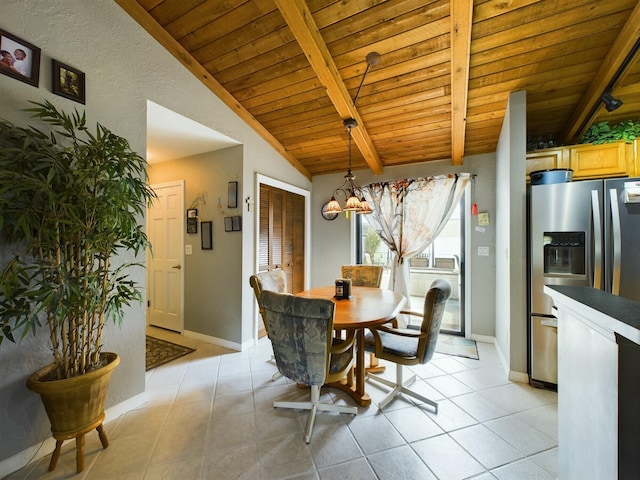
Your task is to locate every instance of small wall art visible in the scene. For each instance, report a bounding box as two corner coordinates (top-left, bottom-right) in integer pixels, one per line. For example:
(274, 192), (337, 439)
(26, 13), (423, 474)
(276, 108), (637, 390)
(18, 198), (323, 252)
(0, 29), (41, 87)
(224, 216), (242, 232)
(228, 181), (238, 209)
(186, 209), (198, 234)
(52, 60), (86, 104)
(201, 221), (212, 250)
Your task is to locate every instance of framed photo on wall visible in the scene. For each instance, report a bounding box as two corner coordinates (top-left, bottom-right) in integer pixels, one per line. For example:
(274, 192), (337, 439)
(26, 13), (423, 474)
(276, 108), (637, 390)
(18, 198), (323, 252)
(52, 60), (86, 104)
(224, 216), (242, 232)
(186, 209), (198, 234)
(0, 29), (41, 87)
(201, 221), (213, 250)
(228, 181), (238, 209)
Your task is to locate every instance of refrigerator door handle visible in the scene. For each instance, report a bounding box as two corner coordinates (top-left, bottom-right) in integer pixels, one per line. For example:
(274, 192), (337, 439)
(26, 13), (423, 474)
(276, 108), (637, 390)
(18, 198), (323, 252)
(609, 188), (622, 295)
(591, 189), (602, 289)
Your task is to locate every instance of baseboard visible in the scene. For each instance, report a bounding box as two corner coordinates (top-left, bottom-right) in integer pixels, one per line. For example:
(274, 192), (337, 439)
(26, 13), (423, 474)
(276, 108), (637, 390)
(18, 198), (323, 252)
(508, 370), (530, 383)
(104, 392), (147, 423)
(469, 333), (494, 344)
(0, 392), (147, 478)
(488, 335), (529, 384)
(0, 436), (56, 479)
(182, 329), (242, 351)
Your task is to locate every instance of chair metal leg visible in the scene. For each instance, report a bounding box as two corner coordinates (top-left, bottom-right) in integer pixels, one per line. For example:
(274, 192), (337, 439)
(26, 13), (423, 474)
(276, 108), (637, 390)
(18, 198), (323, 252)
(368, 363), (438, 412)
(378, 385), (403, 410)
(269, 355), (282, 381)
(274, 384), (357, 443)
(400, 388), (438, 412)
(304, 386), (321, 443)
(305, 403), (318, 444)
(367, 373), (396, 389)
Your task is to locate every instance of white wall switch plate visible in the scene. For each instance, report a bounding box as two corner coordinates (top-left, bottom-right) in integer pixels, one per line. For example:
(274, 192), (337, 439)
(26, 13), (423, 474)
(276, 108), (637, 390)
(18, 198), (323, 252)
(185, 245), (192, 255)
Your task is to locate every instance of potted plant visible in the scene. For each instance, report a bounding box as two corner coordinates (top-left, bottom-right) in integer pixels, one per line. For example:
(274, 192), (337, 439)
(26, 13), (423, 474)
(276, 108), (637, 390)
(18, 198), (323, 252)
(0, 100), (154, 471)
(579, 119), (640, 144)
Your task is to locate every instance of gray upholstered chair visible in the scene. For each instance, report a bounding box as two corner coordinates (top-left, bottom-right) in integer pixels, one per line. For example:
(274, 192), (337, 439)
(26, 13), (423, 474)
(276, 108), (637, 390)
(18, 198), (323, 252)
(341, 264), (386, 372)
(249, 269), (288, 381)
(341, 265), (383, 287)
(259, 290), (358, 444)
(364, 278), (451, 411)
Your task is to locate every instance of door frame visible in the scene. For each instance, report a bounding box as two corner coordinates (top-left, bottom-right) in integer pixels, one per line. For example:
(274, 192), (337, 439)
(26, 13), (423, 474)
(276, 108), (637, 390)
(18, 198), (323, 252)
(146, 180), (185, 332)
(254, 174), (310, 339)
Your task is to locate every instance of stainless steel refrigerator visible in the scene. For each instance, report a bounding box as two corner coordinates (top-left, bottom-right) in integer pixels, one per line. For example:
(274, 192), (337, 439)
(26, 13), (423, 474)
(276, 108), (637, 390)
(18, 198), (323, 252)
(528, 177), (640, 387)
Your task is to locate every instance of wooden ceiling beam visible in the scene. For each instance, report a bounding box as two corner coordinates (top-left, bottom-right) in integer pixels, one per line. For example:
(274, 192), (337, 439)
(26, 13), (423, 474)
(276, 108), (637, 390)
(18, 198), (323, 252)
(113, 0), (312, 181)
(274, 0), (384, 175)
(562, 1), (640, 143)
(450, 0), (473, 165)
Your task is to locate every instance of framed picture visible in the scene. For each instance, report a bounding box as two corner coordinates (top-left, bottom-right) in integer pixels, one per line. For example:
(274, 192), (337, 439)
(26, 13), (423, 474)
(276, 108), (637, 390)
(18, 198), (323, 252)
(224, 216), (241, 232)
(0, 29), (41, 87)
(232, 215), (242, 231)
(52, 60), (85, 104)
(228, 181), (238, 209)
(187, 218), (197, 234)
(201, 221), (213, 250)
(186, 209), (198, 234)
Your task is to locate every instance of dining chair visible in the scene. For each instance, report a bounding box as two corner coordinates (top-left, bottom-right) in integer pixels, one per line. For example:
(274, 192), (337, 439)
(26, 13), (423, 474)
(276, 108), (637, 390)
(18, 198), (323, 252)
(249, 269), (288, 381)
(341, 264), (383, 288)
(341, 264), (387, 372)
(364, 278), (451, 411)
(259, 290), (358, 443)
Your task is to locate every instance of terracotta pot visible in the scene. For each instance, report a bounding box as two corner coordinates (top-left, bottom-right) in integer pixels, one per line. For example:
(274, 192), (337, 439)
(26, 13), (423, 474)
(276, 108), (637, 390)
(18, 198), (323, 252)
(26, 352), (120, 437)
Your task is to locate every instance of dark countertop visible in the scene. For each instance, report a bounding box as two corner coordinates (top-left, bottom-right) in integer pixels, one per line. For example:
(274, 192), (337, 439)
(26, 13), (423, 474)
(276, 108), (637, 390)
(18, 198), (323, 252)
(546, 285), (640, 342)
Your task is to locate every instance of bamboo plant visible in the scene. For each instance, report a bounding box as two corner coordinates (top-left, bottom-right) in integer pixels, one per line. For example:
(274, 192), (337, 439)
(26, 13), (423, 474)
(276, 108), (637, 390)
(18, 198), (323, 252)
(0, 100), (155, 380)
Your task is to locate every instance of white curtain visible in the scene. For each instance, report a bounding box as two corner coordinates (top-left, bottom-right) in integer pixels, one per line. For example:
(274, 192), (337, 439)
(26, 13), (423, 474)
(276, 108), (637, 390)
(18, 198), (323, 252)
(362, 173), (470, 307)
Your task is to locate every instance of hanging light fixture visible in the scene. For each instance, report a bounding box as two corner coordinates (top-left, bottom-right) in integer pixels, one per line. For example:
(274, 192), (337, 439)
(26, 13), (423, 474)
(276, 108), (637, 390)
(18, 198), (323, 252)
(325, 52), (380, 216)
(324, 119), (372, 215)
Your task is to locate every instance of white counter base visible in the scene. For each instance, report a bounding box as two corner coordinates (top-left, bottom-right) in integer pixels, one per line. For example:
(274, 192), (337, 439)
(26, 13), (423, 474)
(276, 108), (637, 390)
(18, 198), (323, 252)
(545, 285), (640, 480)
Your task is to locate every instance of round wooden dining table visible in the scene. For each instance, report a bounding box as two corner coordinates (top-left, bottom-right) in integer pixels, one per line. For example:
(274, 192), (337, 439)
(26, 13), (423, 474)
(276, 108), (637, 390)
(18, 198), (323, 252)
(296, 286), (406, 406)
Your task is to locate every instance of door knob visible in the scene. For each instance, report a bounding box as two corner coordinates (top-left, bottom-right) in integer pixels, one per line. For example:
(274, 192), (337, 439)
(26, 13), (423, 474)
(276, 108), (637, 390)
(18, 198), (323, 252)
(171, 264), (181, 269)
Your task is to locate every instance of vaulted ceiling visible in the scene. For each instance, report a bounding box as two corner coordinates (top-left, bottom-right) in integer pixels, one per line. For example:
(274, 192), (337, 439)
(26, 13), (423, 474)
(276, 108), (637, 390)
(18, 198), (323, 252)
(116, 0), (640, 180)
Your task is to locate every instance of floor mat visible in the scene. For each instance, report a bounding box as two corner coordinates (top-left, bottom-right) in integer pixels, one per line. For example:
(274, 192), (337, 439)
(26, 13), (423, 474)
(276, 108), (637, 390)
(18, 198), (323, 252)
(435, 333), (479, 360)
(146, 336), (195, 370)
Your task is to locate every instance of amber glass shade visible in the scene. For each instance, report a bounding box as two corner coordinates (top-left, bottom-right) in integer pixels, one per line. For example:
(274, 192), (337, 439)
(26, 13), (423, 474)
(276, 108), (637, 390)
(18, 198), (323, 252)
(324, 197), (343, 214)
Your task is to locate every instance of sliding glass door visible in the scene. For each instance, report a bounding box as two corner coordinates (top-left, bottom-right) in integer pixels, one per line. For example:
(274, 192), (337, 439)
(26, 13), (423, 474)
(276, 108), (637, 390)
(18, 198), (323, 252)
(356, 197), (465, 335)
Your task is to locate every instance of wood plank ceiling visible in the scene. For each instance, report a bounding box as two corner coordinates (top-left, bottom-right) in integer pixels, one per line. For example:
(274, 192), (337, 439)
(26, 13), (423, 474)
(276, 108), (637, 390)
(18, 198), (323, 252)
(116, 0), (640, 180)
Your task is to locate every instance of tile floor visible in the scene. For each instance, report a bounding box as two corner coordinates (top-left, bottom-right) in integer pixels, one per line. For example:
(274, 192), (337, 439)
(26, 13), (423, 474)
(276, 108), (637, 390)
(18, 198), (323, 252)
(6, 326), (558, 480)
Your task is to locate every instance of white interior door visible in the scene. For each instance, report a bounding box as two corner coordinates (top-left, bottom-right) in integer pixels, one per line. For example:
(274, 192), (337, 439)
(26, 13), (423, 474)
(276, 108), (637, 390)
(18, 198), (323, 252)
(147, 181), (184, 332)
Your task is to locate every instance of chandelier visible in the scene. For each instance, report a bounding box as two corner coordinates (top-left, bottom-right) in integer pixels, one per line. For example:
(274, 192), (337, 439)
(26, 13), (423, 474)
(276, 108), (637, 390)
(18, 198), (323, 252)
(324, 52), (381, 216)
(324, 118), (372, 215)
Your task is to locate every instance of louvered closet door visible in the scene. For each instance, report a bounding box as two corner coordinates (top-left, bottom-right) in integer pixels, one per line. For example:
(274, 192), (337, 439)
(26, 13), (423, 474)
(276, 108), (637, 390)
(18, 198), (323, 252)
(258, 184), (305, 336)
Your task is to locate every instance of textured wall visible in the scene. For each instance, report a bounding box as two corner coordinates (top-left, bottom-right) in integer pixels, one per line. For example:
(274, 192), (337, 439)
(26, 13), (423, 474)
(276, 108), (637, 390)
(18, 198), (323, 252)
(495, 91), (528, 380)
(0, 0), (309, 469)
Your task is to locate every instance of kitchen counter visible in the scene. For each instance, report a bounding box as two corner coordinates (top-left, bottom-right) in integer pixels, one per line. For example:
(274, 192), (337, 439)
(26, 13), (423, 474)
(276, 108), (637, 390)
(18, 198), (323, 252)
(544, 285), (640, 480)
(545, 285), (640, 344)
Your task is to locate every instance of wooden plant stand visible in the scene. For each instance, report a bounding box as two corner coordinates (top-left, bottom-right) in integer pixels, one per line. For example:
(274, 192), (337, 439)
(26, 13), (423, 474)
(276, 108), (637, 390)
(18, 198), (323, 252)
(48, 412), (109, 473)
